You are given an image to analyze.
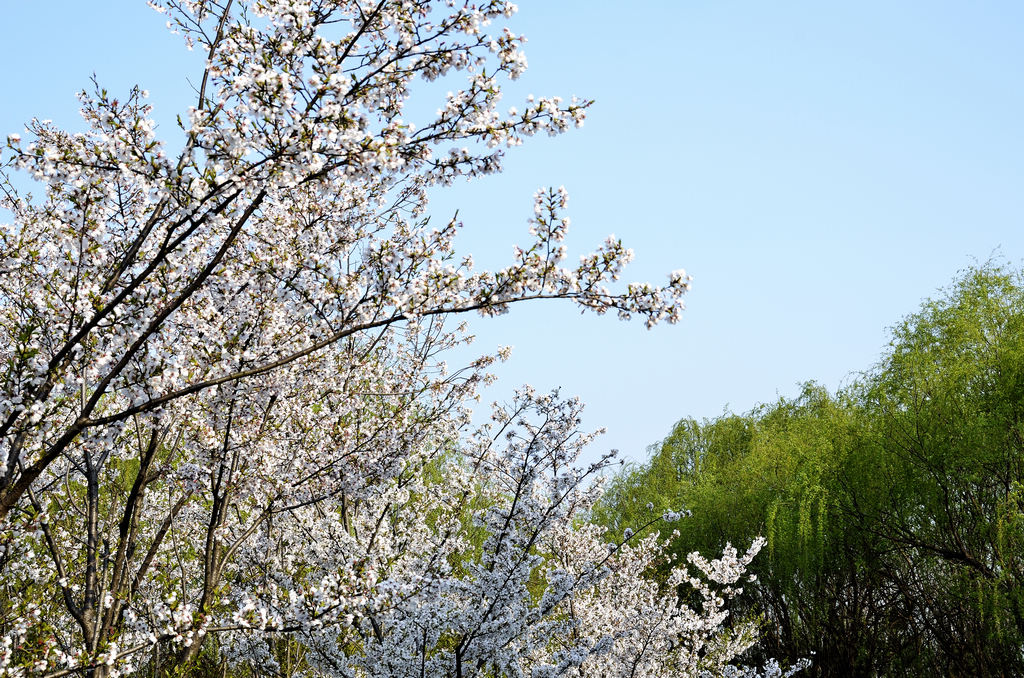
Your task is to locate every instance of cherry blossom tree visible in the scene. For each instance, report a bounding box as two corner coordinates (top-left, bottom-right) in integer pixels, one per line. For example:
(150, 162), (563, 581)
(0, 1), (799, 676)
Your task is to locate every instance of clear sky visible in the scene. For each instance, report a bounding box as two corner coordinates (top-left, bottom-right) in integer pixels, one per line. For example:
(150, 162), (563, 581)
(4, 2), (1024, 465)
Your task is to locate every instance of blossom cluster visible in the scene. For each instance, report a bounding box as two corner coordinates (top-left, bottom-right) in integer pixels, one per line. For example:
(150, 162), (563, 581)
(0, 2), (793, 677)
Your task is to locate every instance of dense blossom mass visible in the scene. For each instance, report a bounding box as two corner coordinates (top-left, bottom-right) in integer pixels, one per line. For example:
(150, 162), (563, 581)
(0, 1), (798, 676)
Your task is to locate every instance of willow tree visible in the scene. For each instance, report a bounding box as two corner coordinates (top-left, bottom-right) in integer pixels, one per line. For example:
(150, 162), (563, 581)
(595, 262), (1024, 677)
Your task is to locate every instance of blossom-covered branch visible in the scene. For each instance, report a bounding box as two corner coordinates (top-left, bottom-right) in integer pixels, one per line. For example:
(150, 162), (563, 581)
(0, 2), (795, 677)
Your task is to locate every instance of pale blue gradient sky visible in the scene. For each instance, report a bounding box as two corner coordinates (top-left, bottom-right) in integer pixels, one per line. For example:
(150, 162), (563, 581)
(4, 2), (1024, 463)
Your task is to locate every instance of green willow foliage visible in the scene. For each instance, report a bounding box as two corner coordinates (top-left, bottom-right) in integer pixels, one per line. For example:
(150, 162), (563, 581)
(593, 262), (1024, 677)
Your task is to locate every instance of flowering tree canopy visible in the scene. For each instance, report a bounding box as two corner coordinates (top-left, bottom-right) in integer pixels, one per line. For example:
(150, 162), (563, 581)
(0, 2), (798, 677)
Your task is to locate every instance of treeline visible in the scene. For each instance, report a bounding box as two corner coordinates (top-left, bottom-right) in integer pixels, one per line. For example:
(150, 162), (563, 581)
(593, 263), (1024, 677)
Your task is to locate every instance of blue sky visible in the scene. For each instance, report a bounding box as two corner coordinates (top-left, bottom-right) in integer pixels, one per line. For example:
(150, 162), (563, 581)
(4, 2), (1024, 464)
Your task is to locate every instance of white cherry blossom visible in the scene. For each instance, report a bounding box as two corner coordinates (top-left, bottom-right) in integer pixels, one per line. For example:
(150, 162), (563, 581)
(0, 2), (794, 677)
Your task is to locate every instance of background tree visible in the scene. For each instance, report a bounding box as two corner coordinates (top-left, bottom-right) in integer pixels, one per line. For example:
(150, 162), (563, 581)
(595, 262), (1024, 677)
(856, 263), (1024, 674)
